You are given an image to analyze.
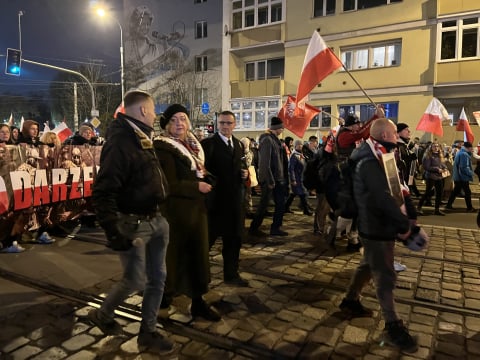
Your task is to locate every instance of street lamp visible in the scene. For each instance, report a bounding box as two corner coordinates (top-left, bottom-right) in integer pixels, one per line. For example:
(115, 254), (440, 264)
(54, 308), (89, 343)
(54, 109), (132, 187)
(96, 8), (125, 100)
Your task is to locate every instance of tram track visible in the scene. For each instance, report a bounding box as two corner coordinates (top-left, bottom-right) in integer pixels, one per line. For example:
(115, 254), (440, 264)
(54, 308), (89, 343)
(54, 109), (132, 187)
(70, 231), (480, 318)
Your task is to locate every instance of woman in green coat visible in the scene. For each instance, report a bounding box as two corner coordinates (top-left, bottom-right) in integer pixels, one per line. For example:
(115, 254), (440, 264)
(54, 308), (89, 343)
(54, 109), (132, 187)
(153, 104), (220, 322)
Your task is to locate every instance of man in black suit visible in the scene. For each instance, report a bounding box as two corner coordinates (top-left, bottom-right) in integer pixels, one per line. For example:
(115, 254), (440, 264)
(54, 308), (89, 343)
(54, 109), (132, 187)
(202, 110), (249, 287)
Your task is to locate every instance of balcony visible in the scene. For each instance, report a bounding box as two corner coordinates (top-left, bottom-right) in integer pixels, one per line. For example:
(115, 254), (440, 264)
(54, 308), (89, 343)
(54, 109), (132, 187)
(230, 77), (284, 99)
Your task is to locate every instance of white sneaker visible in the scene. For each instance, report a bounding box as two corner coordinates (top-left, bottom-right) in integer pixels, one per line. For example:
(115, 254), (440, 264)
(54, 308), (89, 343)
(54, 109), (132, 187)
(394, 261), (407, 272)
(37, 232), (55, 244)
(1, 241), (26, 253)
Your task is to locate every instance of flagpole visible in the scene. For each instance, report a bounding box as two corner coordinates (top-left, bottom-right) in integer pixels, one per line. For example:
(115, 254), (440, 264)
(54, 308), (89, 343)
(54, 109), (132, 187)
(330, 51), (377, 108)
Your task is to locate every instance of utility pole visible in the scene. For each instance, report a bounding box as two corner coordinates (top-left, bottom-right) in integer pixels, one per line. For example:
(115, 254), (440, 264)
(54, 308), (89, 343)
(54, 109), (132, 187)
(18, 11), (24, 51)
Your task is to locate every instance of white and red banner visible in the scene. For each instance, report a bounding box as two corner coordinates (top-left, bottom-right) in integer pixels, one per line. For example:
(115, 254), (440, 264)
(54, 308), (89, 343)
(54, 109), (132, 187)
(416, 97), (449, 136)
(296, 31), (343, 104)
(473, 111), (480, 127)
(456, 107), (474, 144)
(53, 122), (73, 143)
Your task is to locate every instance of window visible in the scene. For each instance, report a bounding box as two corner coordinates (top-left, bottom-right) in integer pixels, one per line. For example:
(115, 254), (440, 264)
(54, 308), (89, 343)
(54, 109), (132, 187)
(245, 58), (284, 81)
(314, 0), (335, 17)
(440, 17), (480, 60)
(195, 88), (208, 105)
(195, 21), (207, 39)
(195, 56), (208, 72)
(230, 98), (280, 130)
(339, 102), (399, 123)
(232, 0), (283, 30)
(310, 106), (332, 128)
(341, 41), (401, 70)
(343, 0), (401, 11)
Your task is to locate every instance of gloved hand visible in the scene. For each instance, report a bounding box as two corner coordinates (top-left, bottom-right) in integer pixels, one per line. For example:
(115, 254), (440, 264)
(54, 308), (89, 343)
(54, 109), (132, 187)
(102, 221), (133, 251)
(401, 225), (429, 251)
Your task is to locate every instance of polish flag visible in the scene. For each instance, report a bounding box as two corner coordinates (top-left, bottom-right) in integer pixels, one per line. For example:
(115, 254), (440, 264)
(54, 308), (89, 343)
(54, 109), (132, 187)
(296, 31), (343, 105)
(53, 121), (73, 143)
(43, 122), (51, 133)
(456, 107), (474, 144)
(473, 111), (480, 127)
(0, 174), (8, 215)
(278, 95), (320, 138)
(7, 113), (13, 126)
(416, 98), (449, 136)
(114, 101), (125, 119)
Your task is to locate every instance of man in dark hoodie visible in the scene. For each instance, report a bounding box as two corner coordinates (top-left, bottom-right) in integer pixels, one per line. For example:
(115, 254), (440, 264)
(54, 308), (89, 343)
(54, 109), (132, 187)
(339, 118), (417, 353)
(90, 90), (174, 355)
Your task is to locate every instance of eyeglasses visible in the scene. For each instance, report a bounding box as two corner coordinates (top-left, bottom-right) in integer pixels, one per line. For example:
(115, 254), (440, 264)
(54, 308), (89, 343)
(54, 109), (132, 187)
(219, 121), (234, 125)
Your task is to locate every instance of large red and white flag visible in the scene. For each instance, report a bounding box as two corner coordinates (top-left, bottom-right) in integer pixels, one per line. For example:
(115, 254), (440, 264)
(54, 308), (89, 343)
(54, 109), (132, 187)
(296, 31), (343, 105)
(473, 111), (480, 127)
(53, 121), (73, 143)
(7, 113), (13, 126)
(456, 107), (474, 144)
(278, 95), (320, 138)
(416, 98), (449, 136)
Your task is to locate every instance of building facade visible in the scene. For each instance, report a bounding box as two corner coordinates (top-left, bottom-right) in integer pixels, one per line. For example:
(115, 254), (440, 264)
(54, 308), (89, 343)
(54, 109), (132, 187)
(224, 0), (480, 142)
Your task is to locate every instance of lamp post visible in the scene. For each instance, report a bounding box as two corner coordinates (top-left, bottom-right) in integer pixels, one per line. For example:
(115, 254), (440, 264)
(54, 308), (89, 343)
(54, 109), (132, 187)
(96, 8), (124, 100)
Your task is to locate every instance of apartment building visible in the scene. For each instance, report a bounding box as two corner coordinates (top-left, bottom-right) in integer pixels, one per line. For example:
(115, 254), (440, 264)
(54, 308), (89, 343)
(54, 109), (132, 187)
(223, 0), (480, 141)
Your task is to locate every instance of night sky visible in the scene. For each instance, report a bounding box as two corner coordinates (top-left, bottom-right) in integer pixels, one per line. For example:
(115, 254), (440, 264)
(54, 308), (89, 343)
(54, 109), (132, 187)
(0, 0), (123, 96)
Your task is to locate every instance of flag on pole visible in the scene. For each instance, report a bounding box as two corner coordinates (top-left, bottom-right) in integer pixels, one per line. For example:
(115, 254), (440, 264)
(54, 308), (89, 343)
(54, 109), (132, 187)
(43, 122), (51, 133)
(456, 107), (474, 144)
(416, 98), (449, 136)
(278, 95), (320, 138)
(473, 111), (480, 127)
(296, 31), (343, 105)
(19, 116), (25, 131)
(7, 113), (13, 126)
(53, 121), (73, 143)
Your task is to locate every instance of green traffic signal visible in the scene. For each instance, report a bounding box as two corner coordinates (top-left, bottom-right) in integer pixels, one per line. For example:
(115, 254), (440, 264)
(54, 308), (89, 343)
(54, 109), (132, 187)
(5, 48), (22, 76)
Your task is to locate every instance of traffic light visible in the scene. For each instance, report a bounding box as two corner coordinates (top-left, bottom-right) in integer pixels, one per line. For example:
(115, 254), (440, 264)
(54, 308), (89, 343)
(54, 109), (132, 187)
(5, 48), (22, 76)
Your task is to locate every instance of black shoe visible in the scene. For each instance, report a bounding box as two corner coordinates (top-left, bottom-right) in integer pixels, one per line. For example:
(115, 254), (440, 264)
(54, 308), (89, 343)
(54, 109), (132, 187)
(224, 275), (249, 287)
(160, 296), (172, 309)
(191, 299), (221, 322)
(138, 329), (175, 354)
(339, 298), (373, 319)
(383, 320), (418, 353)
(467, 207), (477, 213)
(434, 209), (445, 216)
(284, 208), (294, 214)
(248, 228), (268, 237)
(346, 242), (362, 252)
(270, 228), (288, 236)
(445, 205), (453, 210)
(87, 309), (123, 335)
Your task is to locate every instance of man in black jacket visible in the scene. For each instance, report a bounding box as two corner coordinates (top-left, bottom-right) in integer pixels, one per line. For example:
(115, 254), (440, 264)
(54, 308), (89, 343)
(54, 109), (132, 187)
(90, 90), (174, 354)
(202, 110), (249, 286)
(339, 118), (417, 353)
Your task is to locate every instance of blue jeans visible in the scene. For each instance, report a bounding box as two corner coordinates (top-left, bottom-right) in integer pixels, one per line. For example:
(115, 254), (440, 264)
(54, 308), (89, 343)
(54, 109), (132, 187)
(100, 213), (169, 332)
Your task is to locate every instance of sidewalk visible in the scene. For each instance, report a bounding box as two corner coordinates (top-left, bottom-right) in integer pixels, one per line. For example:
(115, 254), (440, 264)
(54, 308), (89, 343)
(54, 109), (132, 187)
(1, 210), (480, 359)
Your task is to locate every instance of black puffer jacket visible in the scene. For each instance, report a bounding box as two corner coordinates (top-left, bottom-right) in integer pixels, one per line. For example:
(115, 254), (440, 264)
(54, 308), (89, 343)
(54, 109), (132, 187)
(92, 113), (168, 226)
(63, 134), (98, 146)
(352, 142), (410, 241)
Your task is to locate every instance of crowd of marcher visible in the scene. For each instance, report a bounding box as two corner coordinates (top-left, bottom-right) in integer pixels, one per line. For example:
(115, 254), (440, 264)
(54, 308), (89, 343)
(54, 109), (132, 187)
(0, 120), (101, 253)
(5, 90), (477, 356)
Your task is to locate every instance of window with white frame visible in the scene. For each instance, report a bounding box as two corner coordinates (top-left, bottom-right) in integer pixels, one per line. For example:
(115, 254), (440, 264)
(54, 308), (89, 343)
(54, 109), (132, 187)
(245, 58), (284, 81)
(313, 0), (335, 17)
(440, 17), (480, 60)
(195, 88), (208, 105)
(230, 98), (280, 130)
(343, 0), (401, 11)
(232, 0), (283, 30)
(341, 41), (401, 70)
(195, 56), (208, 72)
(339, 102), (399, 123)
(310, 106), (332, 128)
(195, 21), (207, 39)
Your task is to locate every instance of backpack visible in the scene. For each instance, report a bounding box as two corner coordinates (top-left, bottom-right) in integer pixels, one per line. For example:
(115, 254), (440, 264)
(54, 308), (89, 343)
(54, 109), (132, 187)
(303, 153), (321, 190)
(336, 156), (375, 218)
